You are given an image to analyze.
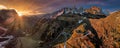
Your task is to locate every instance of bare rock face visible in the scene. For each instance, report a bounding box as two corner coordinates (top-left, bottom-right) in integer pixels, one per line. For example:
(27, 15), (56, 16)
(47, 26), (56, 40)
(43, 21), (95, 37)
(0, 9), (18, 17)
(0, 9), (19, 48)
(89, 11), (120, 48)
(54, 11), (120, 48)
(85, 6), (104, 15)
(0, 9), (18, 23)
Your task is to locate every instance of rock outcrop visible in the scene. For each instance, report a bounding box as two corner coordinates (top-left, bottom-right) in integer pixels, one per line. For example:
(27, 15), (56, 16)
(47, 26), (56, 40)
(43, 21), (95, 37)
(85, 6), (104, 15)
(0, 9), (18, 23)
(54, 11), (120, 48)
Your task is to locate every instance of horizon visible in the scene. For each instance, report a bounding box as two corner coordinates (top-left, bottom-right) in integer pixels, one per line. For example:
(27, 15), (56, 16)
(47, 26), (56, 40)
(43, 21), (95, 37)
(0, 0), (119, 14)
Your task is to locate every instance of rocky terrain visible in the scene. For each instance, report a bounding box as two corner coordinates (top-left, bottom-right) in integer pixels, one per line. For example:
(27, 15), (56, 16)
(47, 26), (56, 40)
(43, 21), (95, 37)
(53, 11), (120, 48)
(0, 6), (120, 48)
(30, 6), (119, 48)
(35, 7), (119, 48)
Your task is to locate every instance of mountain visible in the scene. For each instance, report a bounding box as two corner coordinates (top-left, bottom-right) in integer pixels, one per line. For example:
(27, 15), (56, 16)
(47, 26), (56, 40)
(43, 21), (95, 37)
(0, 9), (18, 23)
(47, 6), (106, 19)
(14, 6), (113, 48)
(32, 9), (119, 48)
(53, 11), (120, 48)
(85, 6), (104, 15)
(0, 7), (119, 48)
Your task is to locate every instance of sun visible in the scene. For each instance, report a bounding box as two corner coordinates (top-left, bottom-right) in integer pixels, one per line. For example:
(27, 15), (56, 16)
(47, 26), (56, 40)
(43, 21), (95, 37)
(14, 10), (24, 16)
(17, 12), (23, 16)
(15, 10), (32, 16)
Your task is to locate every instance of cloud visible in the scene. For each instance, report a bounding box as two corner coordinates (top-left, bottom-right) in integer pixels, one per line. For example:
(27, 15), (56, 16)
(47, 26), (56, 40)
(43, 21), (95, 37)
(0, 5), (7, 9)
(0, 0), (119, 13)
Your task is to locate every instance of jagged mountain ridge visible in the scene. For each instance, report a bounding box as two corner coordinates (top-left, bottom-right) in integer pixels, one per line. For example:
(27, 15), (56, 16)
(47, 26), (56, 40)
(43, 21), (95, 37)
(30, 8), (119, 48)
(17, 6), (112, 48)
(54, 11), (120, 48)
(45, 6), (106, 20)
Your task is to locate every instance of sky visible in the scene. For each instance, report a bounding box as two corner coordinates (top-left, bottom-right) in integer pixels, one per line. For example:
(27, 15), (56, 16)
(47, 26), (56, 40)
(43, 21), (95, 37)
(0, 0), (120, 14)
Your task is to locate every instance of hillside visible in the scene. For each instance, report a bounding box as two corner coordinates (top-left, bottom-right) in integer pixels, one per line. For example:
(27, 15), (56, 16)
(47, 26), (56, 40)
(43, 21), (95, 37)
(17, 7), (119, 48)
(53, 11), (120, 48)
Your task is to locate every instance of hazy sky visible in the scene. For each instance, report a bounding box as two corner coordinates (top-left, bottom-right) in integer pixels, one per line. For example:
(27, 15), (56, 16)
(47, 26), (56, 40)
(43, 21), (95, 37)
(0, 0), (120, 13)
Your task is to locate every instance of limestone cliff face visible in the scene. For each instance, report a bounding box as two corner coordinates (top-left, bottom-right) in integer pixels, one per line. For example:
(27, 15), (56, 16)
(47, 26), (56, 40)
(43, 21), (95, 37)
(54, 11), (120, 48)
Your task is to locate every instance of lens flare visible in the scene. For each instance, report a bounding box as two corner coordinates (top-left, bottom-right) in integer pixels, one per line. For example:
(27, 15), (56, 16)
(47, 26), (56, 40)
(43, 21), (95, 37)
(17, 12), (23, 16)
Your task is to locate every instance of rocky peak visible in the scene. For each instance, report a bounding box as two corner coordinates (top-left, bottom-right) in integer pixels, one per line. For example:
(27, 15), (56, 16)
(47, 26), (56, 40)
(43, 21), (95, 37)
(0, 9), (18, 23)
(85, 6), (104, 15)
(0, 9), (18, 17)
